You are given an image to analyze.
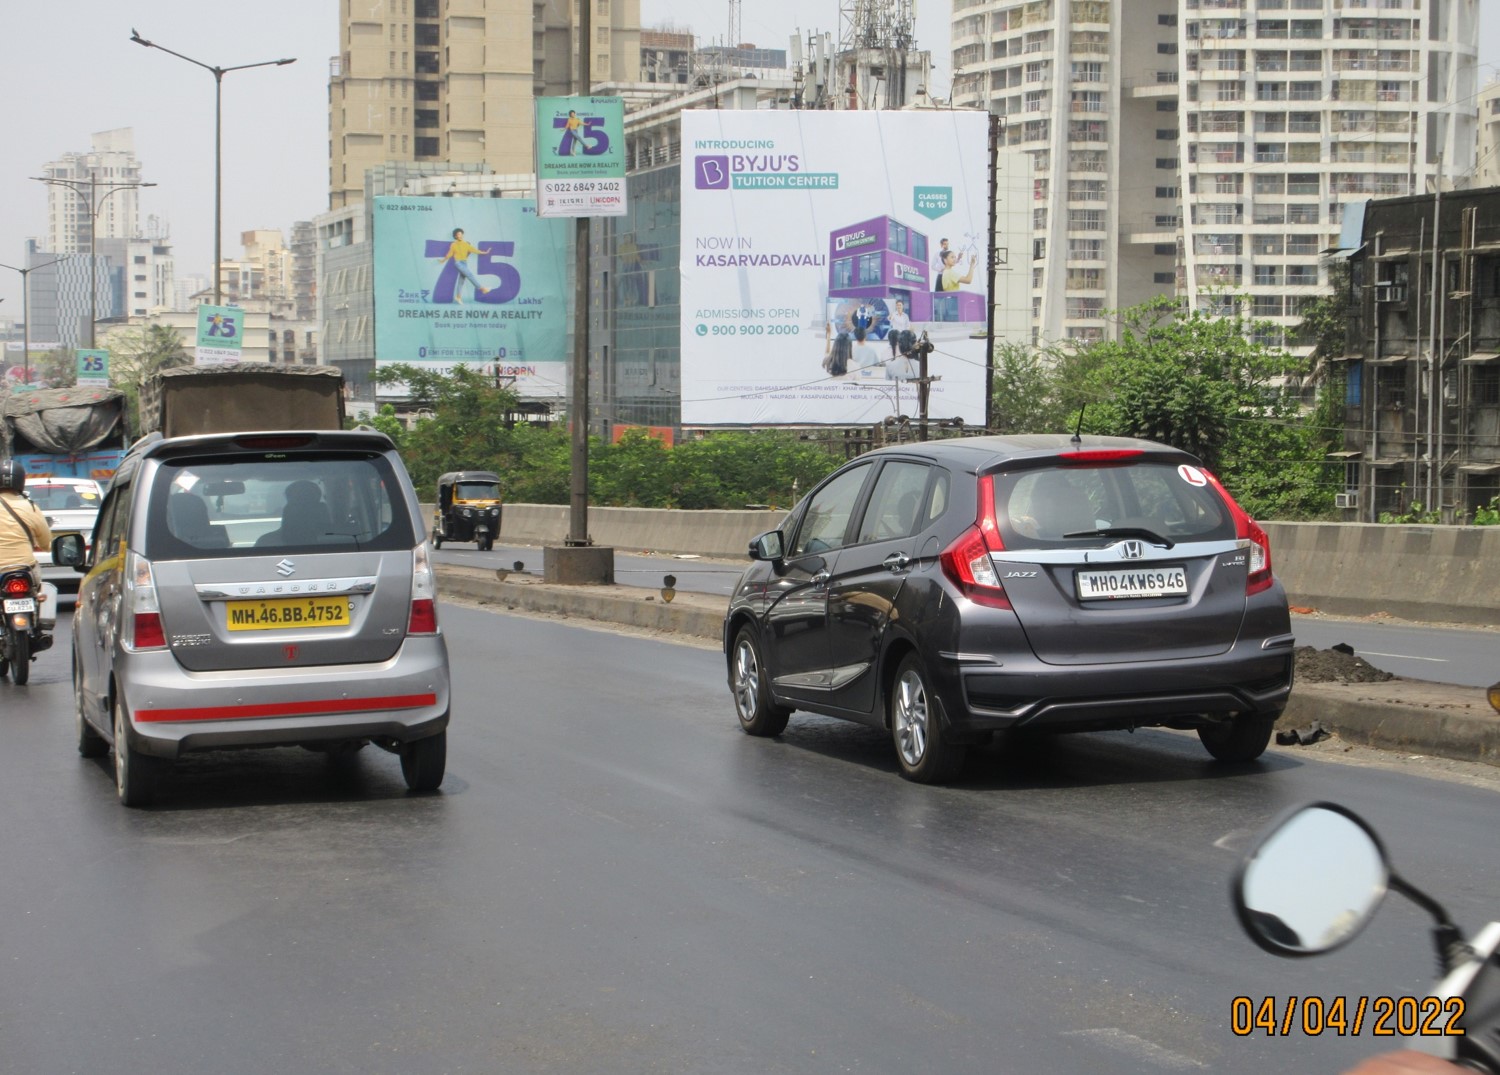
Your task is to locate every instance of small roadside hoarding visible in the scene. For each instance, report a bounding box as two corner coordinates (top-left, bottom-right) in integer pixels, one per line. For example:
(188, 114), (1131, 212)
(534, 96), (627, 218)
(195, 304), (244, 366)
(75, 349), (110, 383)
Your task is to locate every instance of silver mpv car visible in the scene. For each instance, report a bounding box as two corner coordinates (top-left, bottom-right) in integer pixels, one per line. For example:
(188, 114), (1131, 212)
(54, 430), (450, 806)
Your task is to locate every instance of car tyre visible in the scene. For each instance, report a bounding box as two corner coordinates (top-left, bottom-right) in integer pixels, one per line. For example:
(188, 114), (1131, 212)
(890, 653), (964, 784)
(114, 695), (163, 807)
(731, 626), (790, 737)
(75, 656), (107, 759)
(1197, 713), (1277, 763)
(400, 731), (446, 792)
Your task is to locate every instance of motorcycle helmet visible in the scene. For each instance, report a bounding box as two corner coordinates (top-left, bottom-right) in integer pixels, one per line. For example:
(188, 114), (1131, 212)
(0, 458), (24, 494)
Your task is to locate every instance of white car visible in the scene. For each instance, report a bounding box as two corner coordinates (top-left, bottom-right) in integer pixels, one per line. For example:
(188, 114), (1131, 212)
(26, 476), (103, 593)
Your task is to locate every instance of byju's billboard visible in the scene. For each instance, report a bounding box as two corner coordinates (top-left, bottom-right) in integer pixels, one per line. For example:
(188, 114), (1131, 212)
(372, 197), (569, 397)
(680, 110), (991, 426)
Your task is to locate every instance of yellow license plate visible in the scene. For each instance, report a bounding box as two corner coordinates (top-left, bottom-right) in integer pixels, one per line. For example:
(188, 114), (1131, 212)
(225, 596), (352, 631)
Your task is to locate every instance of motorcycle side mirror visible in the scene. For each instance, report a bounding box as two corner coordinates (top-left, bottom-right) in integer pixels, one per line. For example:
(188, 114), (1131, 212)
(748, 530), (785, 562)
(1232, 802), (1390, 957)
(52, 532), (87, 570)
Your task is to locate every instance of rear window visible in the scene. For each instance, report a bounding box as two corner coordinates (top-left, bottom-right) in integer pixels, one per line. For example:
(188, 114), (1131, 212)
(144, 453), (416, 558)
(27, 482), (102, 510)
(992, 462), (1235, 548)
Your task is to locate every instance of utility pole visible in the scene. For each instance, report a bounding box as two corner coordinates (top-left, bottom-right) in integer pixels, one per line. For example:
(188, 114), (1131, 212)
(984, 112), (1002, 434)
(567, 0), (592, 549)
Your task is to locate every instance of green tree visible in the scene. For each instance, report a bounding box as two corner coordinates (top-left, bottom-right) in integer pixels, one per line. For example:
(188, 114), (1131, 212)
(107, 323), (191, 436)
(372, 363), (521, 490)
(1076, 294), (1328, 518)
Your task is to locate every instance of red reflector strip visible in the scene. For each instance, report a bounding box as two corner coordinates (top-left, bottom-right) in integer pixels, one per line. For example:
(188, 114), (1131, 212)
(136, 692), (438, 723)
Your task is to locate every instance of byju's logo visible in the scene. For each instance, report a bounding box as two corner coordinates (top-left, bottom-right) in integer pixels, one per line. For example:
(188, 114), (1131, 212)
(695, 156), (730, 190)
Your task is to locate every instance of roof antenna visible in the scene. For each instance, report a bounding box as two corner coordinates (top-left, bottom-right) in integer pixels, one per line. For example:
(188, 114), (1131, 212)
(1071, 406), (1085, 448)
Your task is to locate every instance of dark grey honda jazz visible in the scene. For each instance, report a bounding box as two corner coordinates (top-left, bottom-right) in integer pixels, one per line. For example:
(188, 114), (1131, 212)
(723, 435), (1294, 783)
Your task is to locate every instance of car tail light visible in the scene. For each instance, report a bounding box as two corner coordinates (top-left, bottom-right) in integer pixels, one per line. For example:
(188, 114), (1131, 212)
(234, 434), (316, 451)
(1056, 449), (1144, 464)
(408, 543), (440, 635)
(940, 477), (1012, 609)
(3, 576), (30, 596)
(1203, 471), (1274, 596)
(122, 551), (168, 651)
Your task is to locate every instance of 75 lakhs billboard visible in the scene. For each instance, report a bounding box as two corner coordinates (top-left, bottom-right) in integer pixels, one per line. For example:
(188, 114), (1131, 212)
(680, 111), (991, 426)
(373, 197), (569, 397)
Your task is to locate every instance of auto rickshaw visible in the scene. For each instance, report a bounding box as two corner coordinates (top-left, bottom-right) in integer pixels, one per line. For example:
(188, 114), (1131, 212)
(432, 471), (503, 551)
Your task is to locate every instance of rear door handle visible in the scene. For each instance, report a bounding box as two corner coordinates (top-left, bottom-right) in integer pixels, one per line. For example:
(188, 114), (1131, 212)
(883, 552), (911, 573)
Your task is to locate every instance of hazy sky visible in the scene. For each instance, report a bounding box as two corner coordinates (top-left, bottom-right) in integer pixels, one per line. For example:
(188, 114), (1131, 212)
(1, 1), (1498, 316)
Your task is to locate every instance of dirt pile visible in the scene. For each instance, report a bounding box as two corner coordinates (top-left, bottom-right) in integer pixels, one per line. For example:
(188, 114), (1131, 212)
(1294, 645), (1396, 685)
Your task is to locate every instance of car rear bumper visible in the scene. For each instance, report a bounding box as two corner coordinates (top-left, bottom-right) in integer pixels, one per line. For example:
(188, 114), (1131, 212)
(934, 637), (1295, 736)
(117, 637), (451, 759)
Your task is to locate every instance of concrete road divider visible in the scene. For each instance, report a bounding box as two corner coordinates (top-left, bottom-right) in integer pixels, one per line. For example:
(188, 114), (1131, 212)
(436, 562), (1500, 771)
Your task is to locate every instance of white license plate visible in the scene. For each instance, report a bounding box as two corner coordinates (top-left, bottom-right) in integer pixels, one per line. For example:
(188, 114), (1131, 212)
(1076, 567), (1188, 601)
(3, 598), (36, 613)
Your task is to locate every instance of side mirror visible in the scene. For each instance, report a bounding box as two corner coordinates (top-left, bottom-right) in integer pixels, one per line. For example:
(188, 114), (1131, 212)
(748, 530), (785, 562)
(52, 532), (88, 570)
(1232, 803), (1389, 957)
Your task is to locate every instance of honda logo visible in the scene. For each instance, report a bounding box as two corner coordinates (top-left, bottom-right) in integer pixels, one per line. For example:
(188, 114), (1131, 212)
(1118, 540), (1145, 560)
(276, 558), (296, 577)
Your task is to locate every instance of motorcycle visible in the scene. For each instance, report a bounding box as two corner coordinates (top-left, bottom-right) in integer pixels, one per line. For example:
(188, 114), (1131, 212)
(1232, 802), (1500, 1072)
(0, 566), (55, 685)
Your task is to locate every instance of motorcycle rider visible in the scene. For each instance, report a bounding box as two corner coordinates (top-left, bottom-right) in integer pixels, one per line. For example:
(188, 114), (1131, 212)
(0, 458), (52, 593)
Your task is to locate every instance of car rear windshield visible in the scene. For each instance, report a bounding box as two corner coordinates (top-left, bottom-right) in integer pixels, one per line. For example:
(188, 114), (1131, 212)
(991, 462), (1236, 548)
(27, 482), (102, 510)
(144, 452), (416, 558)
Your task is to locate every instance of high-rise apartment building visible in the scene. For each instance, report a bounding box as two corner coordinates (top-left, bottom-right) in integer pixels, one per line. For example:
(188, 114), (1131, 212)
(327, 0), (643, 210)
(952, 0), (1479, 349)
(38, 128), (146, 256)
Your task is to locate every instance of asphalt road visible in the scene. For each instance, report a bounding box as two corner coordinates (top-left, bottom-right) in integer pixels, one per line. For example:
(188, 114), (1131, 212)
(5, 604), (1496, 1075)
(433, 544), (1497, 688)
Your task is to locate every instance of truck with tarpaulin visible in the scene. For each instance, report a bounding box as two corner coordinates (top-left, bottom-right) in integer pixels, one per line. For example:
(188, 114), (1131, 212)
(0, 384), (129, 486)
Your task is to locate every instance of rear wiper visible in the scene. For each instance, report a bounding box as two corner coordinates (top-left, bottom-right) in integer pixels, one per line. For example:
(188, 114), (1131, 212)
(1062, 527), (1175, 550)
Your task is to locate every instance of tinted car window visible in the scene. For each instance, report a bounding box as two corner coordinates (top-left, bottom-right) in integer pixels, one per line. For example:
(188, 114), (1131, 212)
(857, 461), (930, 543)
(995, 463), (1234, 547)
(144, 453), (415, 558)
(791, 464), (870, 557)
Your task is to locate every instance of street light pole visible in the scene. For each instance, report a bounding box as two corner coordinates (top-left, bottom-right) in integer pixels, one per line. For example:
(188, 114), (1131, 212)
(129, 29), (296, 305)
(0, 256), (65, 382)
(29, 174), (156, 349)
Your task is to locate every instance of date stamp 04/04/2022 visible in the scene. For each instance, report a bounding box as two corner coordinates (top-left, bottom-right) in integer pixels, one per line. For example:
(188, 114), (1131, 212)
(1231, 996), (1467, 1038)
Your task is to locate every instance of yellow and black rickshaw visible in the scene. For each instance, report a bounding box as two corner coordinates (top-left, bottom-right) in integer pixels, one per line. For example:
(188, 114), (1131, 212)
(432, 471), (502, 551)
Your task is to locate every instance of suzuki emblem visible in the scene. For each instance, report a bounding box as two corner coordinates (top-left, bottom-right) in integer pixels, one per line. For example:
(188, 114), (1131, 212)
(276, 558), (296, 577)
(1119, 540), (1145, 560)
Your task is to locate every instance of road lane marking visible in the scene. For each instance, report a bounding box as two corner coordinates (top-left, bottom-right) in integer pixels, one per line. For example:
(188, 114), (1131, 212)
(1062, 1029), (1207, 1070)
(1360, 650), (1448, 663)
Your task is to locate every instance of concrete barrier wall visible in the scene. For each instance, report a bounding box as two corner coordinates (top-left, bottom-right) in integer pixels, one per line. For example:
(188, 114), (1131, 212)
(421, 503), (788, 559)
(1261, 521), (1500, 626)
(423, 504), (1500, 625)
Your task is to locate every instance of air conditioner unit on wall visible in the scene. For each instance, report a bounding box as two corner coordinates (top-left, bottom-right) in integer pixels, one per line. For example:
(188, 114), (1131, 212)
(1373, 285), (1393, 302)
(1335, 491), (1359, 509)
